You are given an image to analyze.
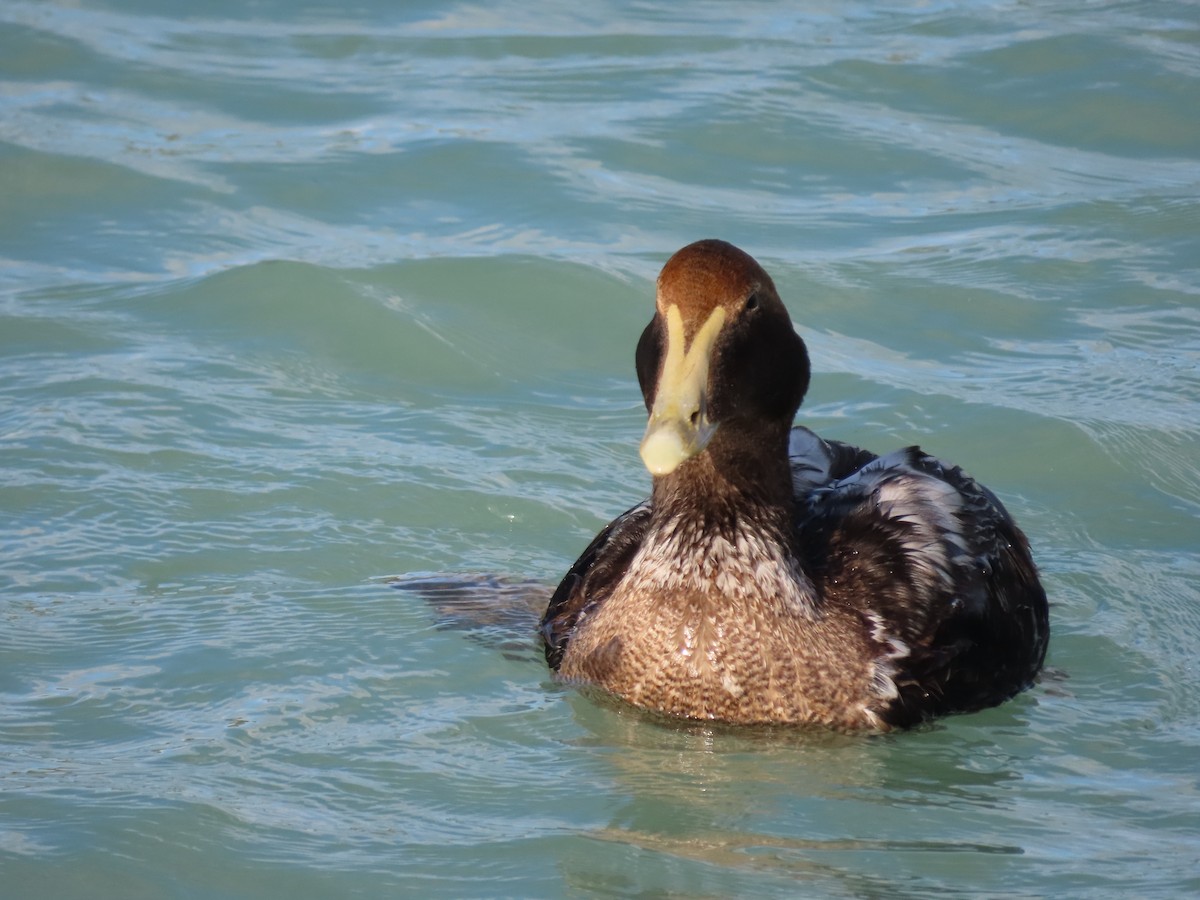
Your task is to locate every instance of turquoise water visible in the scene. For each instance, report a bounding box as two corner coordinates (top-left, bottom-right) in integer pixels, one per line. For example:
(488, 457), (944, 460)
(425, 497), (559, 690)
(3, 0), (1199, 896)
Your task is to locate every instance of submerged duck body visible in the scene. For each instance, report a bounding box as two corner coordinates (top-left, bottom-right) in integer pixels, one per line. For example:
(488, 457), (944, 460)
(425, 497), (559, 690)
(539, 240), (1049, 730)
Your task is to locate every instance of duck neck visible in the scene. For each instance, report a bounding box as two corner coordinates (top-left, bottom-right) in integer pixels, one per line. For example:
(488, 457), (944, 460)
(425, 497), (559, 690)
(639, 424), (816, 614)
(649, 423), (796, 539)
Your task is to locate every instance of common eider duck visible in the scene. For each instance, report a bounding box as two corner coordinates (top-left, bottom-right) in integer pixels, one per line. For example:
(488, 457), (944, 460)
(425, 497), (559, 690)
(539, 239), (1049, 730)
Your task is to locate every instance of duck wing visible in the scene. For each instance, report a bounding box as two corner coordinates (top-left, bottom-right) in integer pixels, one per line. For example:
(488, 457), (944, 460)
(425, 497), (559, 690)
(788, 425), (879, 490)
(792, 433), (1049, 727)
(540, 500), (652, 669)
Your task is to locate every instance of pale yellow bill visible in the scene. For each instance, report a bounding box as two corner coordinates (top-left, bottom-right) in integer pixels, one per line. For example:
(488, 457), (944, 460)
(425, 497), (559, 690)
(639, 304), (726, 476)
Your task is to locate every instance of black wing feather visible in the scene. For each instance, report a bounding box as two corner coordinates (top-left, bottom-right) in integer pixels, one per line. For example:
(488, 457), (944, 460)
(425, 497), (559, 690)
(795, 439), (1048, 727)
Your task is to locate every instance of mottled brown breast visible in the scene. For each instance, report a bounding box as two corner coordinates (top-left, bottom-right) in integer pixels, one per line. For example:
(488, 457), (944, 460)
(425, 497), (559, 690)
(556, 520), (885, 729)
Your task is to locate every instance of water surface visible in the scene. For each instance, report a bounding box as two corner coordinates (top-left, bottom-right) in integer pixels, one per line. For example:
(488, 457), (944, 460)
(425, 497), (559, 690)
(3, 1), (1199, 896)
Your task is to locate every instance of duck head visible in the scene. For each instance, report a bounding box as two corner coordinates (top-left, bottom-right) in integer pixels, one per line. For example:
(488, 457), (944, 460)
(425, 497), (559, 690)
(636, 240), (811, 478)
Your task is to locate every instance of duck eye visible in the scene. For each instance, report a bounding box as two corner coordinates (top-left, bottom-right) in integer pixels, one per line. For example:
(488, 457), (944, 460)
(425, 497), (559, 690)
(745, 293), (760, 311)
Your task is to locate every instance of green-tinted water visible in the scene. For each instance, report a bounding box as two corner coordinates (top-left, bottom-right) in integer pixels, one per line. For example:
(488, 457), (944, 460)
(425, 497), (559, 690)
(3, 2), (1199, 896)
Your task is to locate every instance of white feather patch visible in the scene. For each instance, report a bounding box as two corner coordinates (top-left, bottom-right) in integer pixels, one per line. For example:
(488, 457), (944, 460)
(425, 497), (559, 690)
(864, 611), (912, 704)
(620, 512), (819, 618)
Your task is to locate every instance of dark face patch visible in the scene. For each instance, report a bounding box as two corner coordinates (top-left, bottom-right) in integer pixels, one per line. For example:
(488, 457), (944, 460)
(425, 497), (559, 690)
(709, 303), (810, 425)
(635, 314), (664, 412)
